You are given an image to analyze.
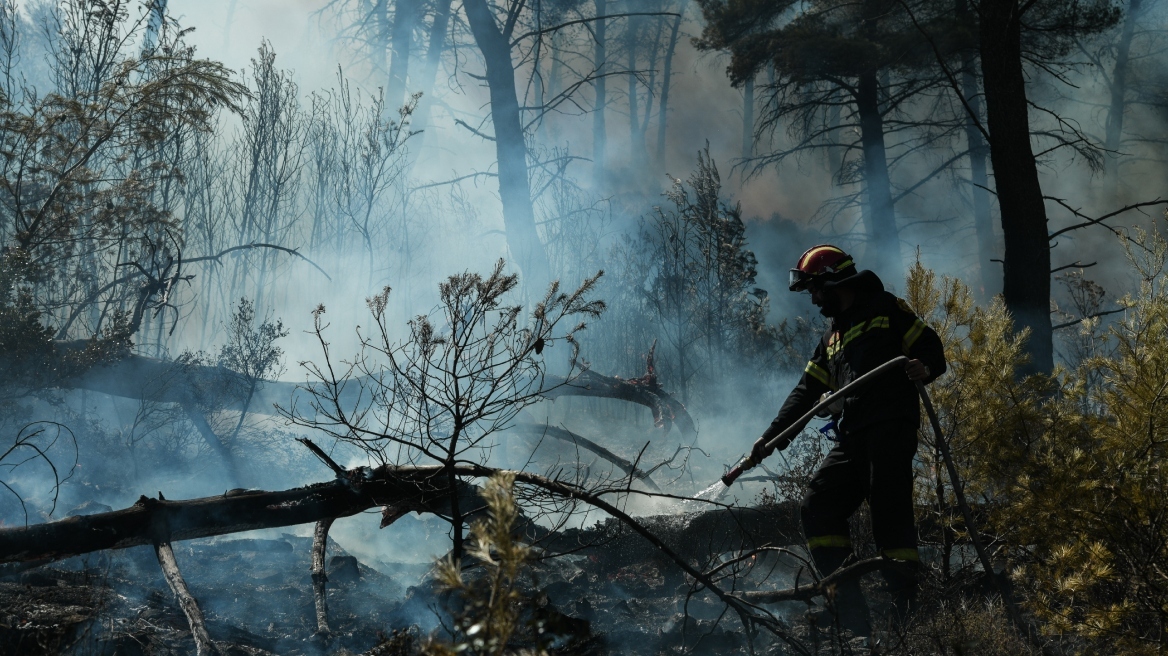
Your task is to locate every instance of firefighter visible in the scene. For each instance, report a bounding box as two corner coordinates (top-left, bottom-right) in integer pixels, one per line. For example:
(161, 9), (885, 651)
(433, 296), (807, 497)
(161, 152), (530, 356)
(751, 244), (946, 637)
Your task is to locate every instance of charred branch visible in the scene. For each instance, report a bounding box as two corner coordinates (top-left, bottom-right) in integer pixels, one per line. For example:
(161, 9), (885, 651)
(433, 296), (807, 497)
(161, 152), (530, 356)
(543, 368), (696, 438)
(154, 540), (219, 656)
(0, 467), (469, 565)
(514, 422), (662, 491)
(311, 517), (335, 638)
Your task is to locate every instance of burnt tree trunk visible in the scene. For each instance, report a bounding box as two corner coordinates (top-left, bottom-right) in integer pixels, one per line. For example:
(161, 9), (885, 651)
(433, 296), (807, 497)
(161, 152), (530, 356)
(387, 0), (420, 109)
(542, 369), (696, 438)
(963, 65), (995, 297)
(655, 0), (686, 164)
(593, 0), (608, 186)
(463, 0), (551, 289)
(958, 0), (996, 296)
(855, 70), (901, 274)
(183, 405), (242, 487)
(1104, 0), (1142, 190)
(0, 469), (805, 569)
(978, 0), (1053, 374)
(742, 74), (754, 159)
(48, 344), (695, 436)
(0, 467), (482, 566)
(406, 0), (453, 162)
(626, 15), (645, 170)
(827, 91), (843, 180)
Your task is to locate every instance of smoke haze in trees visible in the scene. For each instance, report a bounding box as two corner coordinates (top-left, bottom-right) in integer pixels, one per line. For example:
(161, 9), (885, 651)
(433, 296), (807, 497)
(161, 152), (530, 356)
(2, 0), (1168, 612)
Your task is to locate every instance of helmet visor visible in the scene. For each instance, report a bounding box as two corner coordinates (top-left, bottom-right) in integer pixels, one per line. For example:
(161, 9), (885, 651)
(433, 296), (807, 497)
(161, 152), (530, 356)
(789, 268), (813, 292)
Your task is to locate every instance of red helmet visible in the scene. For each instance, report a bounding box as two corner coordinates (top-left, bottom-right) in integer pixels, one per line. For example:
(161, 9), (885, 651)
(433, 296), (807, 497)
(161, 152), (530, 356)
(789, 245), (857, 291)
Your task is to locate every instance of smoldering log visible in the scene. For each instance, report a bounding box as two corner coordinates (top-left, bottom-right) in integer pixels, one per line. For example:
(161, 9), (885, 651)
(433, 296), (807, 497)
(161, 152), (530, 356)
(0, 468), (805, 571)
(0, 467), (484, 566)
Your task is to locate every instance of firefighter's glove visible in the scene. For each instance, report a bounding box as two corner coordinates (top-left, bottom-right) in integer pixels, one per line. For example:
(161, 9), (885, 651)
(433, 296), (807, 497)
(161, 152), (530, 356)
(751, 434), (790, 464)
(905, 359), (931, 382)
(814, 391), (844, 418)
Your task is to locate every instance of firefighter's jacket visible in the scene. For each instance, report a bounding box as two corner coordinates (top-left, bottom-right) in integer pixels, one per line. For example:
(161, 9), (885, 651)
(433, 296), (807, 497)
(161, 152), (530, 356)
(762, 270), (947, 443)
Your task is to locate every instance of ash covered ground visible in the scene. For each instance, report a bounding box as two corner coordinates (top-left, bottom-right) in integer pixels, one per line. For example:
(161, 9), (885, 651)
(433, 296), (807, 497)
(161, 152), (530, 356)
(2, 501), (884, 656)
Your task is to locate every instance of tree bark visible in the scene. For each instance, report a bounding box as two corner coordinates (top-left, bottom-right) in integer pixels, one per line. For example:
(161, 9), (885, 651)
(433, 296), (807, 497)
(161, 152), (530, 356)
(855, 71), (902, 274)
(373, 0), (390, 84)
(0, 467), (474, 565)
(547, 31), (565, 141)
(310, 518), (335, 637)
(626, 14), (647, 170)
(978, 0), (1053, 374)
(827, 92), (843, 180)
(182, 405), (243, 487)
(0, 467), (804, 569)
(155, 540), (219, 656)
(462, 0), (551, 290)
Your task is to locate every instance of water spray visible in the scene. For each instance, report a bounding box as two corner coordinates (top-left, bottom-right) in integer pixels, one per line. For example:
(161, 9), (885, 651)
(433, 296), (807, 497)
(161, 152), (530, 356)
(719, 356), (911, 488)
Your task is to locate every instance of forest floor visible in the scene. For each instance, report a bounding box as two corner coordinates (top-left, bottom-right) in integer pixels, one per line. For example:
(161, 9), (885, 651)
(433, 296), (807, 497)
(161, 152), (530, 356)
(0, 506), (834, 656)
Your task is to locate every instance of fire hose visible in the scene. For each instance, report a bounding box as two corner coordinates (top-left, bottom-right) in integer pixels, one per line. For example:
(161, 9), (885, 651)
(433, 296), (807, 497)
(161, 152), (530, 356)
(719, 355), (1000, 586)
(721, 355), (912, 487)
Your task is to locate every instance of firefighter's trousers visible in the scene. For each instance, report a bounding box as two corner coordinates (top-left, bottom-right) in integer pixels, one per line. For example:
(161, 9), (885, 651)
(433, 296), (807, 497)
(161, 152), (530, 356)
(800, 418), (921, 629)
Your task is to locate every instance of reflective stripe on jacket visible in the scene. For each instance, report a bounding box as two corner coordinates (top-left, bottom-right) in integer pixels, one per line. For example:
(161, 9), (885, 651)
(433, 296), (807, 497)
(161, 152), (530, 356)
(762, 270), (947, 441)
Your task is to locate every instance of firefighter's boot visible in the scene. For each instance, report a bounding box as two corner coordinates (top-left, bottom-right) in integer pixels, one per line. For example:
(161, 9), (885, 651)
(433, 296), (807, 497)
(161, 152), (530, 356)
(880, 557), (921, 626)
(811, 547), (872, 638)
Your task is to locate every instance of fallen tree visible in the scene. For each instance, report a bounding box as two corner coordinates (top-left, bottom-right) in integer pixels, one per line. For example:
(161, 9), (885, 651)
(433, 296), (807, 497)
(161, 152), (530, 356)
(8, 452), (953, 656)
(0, 464), (799, 568)
(52, 345), (694, 431)
(41, 341), (696, 484)
(0, 466), (465, 565)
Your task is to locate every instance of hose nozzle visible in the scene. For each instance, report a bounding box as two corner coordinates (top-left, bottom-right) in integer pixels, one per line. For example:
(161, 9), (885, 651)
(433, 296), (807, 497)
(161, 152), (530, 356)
(721, 455), (756, 487)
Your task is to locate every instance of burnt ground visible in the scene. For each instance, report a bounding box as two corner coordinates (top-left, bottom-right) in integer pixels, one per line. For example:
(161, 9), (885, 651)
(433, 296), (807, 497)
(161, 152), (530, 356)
(0, 506), (849, 656)
(0, 534), (415, 655)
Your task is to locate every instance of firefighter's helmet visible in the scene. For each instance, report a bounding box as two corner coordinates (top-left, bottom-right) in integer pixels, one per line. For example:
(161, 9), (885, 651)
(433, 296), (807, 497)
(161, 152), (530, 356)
(789, 245), (857, 292)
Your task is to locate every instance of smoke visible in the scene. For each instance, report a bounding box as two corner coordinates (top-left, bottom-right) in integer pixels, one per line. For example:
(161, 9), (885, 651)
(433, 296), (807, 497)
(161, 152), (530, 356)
(4, 4), (1168, 637)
